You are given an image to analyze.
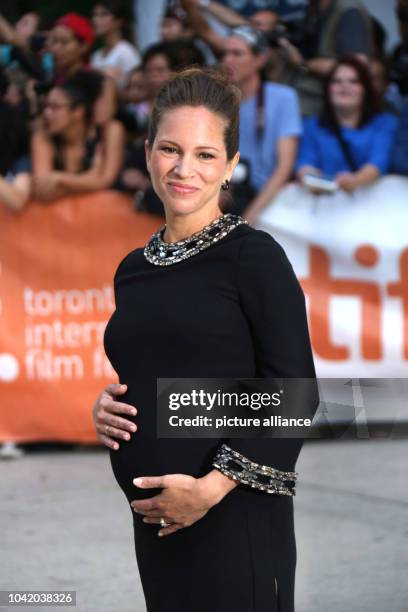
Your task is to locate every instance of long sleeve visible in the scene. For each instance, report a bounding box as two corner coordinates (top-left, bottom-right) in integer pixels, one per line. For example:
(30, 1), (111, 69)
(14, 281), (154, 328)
(212, 230), (318, 493)
(236, 231), (315, 380)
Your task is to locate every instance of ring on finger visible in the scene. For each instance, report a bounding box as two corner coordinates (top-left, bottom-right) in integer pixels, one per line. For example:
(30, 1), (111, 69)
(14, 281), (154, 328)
(160, 517), (171, 528)
(105, 424), (110, 435)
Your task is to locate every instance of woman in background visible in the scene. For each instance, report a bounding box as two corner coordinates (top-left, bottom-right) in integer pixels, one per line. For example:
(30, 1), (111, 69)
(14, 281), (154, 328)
(49, 13), (94, 83)
(31, 70), (124, 201)
(296, 56), (398, 193)
(91, 0), (141, 86)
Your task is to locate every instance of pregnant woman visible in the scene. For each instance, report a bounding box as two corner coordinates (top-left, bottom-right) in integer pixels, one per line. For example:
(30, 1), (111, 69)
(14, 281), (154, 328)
(92, 67), (316, 612)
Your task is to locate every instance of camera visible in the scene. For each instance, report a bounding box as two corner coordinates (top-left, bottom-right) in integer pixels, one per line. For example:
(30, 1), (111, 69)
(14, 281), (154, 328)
(263, 19), (318, 58)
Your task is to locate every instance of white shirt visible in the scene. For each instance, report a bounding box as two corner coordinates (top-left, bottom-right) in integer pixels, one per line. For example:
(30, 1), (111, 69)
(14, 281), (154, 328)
(91, 40), (141, 85)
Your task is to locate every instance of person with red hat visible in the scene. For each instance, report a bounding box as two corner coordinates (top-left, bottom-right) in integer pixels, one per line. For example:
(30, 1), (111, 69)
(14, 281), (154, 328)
(49, 13), (94, 81)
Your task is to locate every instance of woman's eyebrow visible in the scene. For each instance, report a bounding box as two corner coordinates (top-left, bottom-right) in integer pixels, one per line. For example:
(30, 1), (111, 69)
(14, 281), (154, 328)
(157, 139), (220, 151)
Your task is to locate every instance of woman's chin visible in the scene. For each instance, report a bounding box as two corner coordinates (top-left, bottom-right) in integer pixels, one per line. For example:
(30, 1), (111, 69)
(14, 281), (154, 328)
(168, 204), (201, 216)
(161, 195), (203, 216)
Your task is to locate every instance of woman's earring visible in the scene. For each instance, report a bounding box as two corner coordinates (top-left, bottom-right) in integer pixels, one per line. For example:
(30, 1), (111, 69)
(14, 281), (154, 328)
(221, 179), (230, 191)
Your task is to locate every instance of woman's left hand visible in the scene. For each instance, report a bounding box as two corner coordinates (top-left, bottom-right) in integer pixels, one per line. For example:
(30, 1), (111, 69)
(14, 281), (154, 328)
(335, 172), (359, 193)
(131, 473), (219, 537)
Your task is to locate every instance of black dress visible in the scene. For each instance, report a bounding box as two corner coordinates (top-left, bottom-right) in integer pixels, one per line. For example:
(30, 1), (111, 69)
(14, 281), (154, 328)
(103, 222), (316, 612)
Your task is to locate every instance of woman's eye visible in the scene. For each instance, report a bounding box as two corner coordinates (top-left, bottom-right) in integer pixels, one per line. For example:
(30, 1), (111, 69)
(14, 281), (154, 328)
(199, 152), (214, 160)
(161, 146), (177, 154)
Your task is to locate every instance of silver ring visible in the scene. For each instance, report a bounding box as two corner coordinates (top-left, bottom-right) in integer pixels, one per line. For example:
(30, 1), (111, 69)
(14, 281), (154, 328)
(105, 425), (110, 435)
(160, 517), (171, 528)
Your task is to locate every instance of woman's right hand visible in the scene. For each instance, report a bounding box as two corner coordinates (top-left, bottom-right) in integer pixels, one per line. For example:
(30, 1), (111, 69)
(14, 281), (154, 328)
(92, 383), (138, 450)
(297, 166), (321, 183)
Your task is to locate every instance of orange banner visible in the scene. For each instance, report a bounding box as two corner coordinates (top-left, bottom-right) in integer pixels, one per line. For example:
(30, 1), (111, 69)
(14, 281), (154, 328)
(0, 192), (162, 443)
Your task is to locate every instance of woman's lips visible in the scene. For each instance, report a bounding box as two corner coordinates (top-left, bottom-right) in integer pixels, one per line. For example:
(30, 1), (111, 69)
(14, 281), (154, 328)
(167, 182), (199, 194)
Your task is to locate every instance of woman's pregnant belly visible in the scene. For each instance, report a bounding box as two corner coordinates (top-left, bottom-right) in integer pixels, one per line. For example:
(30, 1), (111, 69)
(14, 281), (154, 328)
(108, 384), (222, 503)
(109, 434), (222, 503)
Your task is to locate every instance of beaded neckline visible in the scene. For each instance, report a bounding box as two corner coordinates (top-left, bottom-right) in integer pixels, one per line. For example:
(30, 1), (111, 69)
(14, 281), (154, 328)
(143, 213), (248, 266)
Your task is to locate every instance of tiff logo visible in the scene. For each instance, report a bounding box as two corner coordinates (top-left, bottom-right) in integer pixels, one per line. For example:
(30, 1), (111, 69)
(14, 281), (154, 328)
(300, 245), (408, 361)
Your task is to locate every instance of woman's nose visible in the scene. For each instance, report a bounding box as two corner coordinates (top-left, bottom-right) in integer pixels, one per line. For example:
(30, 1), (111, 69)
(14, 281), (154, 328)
(174, 154), (195, 177)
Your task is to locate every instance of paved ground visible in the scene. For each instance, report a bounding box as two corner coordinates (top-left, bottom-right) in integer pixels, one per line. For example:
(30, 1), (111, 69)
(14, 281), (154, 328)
(1, 438), (407, 612)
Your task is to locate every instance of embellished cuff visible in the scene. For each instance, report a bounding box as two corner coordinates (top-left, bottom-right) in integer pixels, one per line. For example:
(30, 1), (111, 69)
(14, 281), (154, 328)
(212, 443), (297, 496)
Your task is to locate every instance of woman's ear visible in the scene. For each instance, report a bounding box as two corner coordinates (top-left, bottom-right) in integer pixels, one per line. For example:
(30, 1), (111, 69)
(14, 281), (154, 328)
(144, 139), (151, 173)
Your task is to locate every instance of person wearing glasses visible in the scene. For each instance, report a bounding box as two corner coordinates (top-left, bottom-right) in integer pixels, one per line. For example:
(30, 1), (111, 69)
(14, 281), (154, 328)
(31, 70), (124, 201)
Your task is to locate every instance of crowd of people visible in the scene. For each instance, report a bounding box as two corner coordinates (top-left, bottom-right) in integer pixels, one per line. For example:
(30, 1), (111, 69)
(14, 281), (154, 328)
(1, 0), (408, 220)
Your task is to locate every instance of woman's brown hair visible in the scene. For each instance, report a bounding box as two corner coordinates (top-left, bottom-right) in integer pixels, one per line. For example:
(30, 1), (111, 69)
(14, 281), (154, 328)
(320, 55), (381, 130)
(147, 67), (242, 160)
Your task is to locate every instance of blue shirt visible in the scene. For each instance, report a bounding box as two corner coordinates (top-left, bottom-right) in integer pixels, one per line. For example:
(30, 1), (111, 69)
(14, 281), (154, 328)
(296, 113), (399, 176)
(239, 82), (302, 191)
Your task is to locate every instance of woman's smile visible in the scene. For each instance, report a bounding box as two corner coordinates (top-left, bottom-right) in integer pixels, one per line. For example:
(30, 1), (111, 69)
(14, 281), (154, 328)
(166, 181), (199, 195)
